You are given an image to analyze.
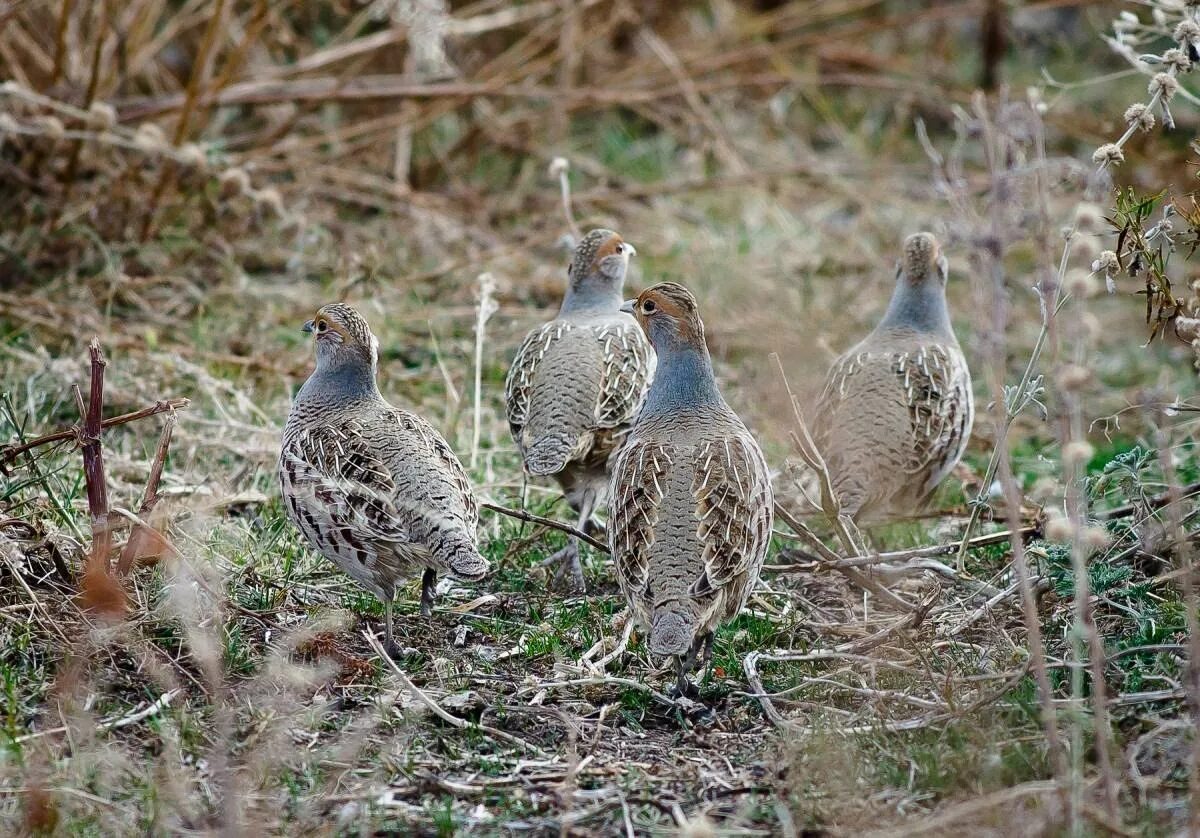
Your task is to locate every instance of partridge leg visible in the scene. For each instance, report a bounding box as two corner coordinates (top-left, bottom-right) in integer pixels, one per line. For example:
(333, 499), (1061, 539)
(382, 600), (399, 658)
(419, 568), (437, 618)
(673, 637), (705, 699)
(541, 489), (597, 594)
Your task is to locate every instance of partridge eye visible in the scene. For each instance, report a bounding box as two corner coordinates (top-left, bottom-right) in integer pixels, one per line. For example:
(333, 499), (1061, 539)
(641, 299), (656, 314)
(315, 320), (328, 333)
(615, 243), (626, 255)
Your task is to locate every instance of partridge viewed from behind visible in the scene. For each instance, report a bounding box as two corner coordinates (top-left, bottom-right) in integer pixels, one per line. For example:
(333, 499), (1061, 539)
(505, 229), (655, 591)
(812, 232), (974, 521)
(609, 282), (773, 694)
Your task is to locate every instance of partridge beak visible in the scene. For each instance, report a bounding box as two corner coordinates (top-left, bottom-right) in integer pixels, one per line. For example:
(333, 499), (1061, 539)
(625, 243), (637, 257)
(301, 319), (314, 333)
(620, 299), (636, 314)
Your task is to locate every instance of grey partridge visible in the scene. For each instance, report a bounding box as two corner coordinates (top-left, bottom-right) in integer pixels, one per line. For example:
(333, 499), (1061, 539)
(279, 304), (488, 652)
(609, 282), (773, 695)
(812, 232), (974, 521)
(504, 229), (655, 591)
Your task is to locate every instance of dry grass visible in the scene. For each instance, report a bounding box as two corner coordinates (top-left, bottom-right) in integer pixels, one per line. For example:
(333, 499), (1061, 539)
(2, 0), (1200, 834)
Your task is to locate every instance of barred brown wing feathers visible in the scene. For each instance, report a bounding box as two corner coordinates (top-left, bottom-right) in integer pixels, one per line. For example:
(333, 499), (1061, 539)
(609, 436), (671, 601)
(692, 433), (773, 606)
(387, 408), (479, 535)
(279, 423), (416, 593)
(504, 321), (566, 436)
(901, 343), (973, 493)
(595, 320), (655, 428)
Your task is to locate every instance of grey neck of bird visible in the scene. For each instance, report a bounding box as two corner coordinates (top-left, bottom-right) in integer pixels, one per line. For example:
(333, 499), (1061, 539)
(560, 273), (623, 316)
(639, 335), (724, 418)
(295, 354), (381, 409)
(876, 276), (954, 337)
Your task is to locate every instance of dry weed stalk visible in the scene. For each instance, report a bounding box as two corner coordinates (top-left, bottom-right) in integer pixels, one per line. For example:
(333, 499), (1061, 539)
(1146, 405), (1200, 833)
(470, 272), (498, 470)
(918, 93), (1071, 786)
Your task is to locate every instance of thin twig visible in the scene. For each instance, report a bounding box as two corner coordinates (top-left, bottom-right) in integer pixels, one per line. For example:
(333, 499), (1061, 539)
(481, 501), (608, 552)
(365, 631), (547, 756)
(773, 502), (915, 611)
(0, 398), (190, 467)
(116, 410), (178, 576)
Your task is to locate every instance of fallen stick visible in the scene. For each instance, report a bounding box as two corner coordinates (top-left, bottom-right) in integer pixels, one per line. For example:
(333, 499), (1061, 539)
(481, 500), (608, 552)
(771, 524), (1040, 571)
(773, 502), (915, 612)
(0, 397), (190, 467)
(365, 630), (547, 756)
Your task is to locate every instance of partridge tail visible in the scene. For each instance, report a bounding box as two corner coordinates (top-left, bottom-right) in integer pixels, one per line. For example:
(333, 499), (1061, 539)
(431, 529), (489, 581)
(649, 609), (695, 659)
(524, 433), (574, 476)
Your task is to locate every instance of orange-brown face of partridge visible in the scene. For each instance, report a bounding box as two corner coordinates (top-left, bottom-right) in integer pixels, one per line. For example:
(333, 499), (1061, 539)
(621, 281), (706, 350)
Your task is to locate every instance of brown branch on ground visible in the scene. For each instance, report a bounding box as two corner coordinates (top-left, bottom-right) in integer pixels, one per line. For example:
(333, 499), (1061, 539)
(0, 398), (191, 468)
(481, 501), (608, 553)
(771, 524), (1041, 571)
(772, 502), (915, 612)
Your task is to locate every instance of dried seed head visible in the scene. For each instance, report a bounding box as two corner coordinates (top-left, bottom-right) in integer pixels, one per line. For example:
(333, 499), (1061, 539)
(1124, 102), (1156, 132)
(1073, 235), (1100, 263)
(1045, 511), (1074, 543)
(1092, 144), (1125, 166)
(253, 186), (285, 217)
(219, 167), (251, 200)
(178, 142), (207, 169)
(1073, 202), (1104, 232)
(1150, 72), (1181, 100)
(1062, 440), (1095, 468)
(1162, 48), (1192, 72)
(1174, 19), (1200, 44)
(548, 156), (569, 178)
(88, 101), (117, 130)
(1175, 316), (1200, 342)
(1064, 269), (1097, 299)
(134, 121), (167, 152)
(1056, 363), (1092, 392)
(1030, 476), (1062, 503)
(1091, 250), (1119, 274)
(1082, 525), (1112, 551)
(35, 115), (64, 139)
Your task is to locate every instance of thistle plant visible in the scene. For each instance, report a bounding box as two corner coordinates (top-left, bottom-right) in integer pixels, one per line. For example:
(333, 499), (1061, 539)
(1093, 3), (1200, 360)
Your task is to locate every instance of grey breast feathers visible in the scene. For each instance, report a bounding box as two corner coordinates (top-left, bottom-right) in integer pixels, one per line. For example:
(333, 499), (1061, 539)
(609, 426), (774, 623)
(505, 318), (654, 476)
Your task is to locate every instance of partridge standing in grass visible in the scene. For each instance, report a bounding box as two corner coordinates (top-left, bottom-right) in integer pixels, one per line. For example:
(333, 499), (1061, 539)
(813, 232), (973, 521)
(279, 304), (488, 652)
(505, 229), (655, 592)
(610, 283), (773, 695)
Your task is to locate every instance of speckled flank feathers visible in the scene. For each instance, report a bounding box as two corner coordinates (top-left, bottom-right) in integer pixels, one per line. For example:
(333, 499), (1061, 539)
(611, 282), (773, 692)
(811, 232), (973, 521)
(279, 304), (487, 649)
(504, 229), (654, 591)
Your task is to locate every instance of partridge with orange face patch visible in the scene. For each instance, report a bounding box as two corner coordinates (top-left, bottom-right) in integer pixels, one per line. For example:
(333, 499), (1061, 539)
(505, 229), (655, 592)
(610, 282), (773, 696)
(279, 304), (488, 653)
